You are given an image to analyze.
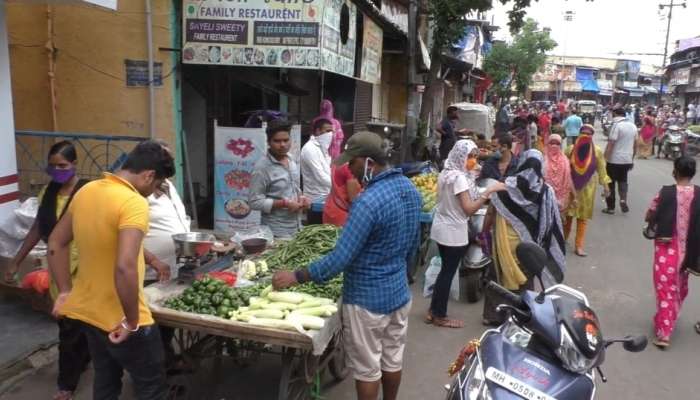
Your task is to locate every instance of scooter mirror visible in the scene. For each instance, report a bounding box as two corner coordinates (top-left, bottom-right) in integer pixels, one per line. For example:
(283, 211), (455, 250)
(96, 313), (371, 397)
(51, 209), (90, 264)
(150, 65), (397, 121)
(515, 241), (547, 279)
(622, 335), (648, 353)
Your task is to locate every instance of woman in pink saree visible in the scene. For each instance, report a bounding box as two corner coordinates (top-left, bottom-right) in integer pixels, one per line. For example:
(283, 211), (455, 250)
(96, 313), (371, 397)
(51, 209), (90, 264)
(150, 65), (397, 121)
(313, 100), (345, 159)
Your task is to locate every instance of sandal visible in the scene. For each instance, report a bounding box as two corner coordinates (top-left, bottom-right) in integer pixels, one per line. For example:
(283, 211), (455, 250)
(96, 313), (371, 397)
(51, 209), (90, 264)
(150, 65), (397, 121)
(432, 317), (465, 329)
(652, 337), (670, 349)
(575, 249), (588, 257)
(52, 390), (74, 400)
(424, 312), (434, 324)
(620, 201), (630, 213)
(602, 208), (615, 215)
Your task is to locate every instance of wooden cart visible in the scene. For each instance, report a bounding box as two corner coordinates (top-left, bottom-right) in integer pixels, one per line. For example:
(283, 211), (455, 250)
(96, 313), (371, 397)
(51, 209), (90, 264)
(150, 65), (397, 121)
(145, 282), (348, 400)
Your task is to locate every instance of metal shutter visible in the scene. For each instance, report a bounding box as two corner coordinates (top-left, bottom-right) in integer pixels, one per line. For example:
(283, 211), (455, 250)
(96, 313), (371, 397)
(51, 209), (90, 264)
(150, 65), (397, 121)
(354, 80), (373, 131)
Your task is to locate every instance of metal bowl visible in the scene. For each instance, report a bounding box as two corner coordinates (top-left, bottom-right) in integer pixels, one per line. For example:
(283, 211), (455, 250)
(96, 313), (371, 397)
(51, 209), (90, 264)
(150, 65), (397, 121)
(172, 232), (217, 257)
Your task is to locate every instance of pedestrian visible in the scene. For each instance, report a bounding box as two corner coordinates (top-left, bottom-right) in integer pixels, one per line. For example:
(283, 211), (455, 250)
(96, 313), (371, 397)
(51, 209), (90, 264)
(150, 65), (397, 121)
(426, 140), (505, 328)
(637, 111), (656, 159)
(482, 149), (566, 325)
(271, 131), (421, 400)
(436, 106), (468, 167)
(544, 134), (574, 214)
(603, 108), (638, 214)
(495, 102), (511, 138)
(645, 156), (700, 349)
(527, 114), (539, 151)
(249, 120), (309, 238)
(563, 110), (583, 146)
(538, 108), (552, 146)
(565, 125), (611, 257)
(312, 99), (345, 159)
(5, 141), (90, 400)
(511, 116), (529, 155)
(686, 103), (696, 126)
(301, 118), (334, 224)
(479, 134), (519, 182)
(48, 141), (175, 400)
(322, 161), (361, 227)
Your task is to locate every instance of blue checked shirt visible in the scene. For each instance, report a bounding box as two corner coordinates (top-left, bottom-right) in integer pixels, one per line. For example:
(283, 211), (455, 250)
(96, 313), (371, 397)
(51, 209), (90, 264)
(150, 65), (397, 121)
(308, 168), (422, 314)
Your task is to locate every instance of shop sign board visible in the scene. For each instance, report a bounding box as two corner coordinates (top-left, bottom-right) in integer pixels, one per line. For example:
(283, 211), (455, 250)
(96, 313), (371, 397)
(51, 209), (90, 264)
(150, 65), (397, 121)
(214, 123), (301, 233)
(124, 60), (163, 87)
(669, 67), (690, 86)
(360, 15), (383, 84)
(183, 0), (357, 78)
(530, 81), (551, 92)
(183, 0), (323, 69)
(533, 63), (576, 82)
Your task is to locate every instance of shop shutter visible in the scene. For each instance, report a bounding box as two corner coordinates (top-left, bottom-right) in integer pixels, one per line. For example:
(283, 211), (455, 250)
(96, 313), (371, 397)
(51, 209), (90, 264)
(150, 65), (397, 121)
(354, 80), (373, 131)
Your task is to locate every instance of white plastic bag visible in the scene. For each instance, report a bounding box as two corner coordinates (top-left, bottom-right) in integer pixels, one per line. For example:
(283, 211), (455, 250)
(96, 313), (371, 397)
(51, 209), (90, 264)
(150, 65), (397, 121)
(0, 197), (39, 258)
(230, 225), (274, 246)
(422, 256), (460, 301)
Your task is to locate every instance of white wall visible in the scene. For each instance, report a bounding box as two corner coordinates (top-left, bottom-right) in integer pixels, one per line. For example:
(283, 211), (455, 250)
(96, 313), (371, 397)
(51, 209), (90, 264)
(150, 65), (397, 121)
(0, 1), (20, 217)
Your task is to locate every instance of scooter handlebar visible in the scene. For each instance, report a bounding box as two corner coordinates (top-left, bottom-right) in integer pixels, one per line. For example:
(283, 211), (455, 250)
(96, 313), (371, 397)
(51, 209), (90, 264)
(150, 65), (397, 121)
(486, 280), (526, 310)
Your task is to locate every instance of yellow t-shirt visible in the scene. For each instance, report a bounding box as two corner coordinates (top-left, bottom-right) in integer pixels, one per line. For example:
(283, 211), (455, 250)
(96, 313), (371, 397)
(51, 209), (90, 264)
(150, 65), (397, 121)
(60, 173), (153, 331)
(38, 187), (80, 301)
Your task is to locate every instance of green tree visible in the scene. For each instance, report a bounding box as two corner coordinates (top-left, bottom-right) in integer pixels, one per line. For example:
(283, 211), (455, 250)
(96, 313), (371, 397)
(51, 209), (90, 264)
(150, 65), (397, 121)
(482, 18), (556, 100)
(419, 0), (535, 138)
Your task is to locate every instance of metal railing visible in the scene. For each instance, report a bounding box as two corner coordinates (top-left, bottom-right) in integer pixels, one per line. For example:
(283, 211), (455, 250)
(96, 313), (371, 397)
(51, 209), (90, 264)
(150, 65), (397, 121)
(15, 130), (146, 196)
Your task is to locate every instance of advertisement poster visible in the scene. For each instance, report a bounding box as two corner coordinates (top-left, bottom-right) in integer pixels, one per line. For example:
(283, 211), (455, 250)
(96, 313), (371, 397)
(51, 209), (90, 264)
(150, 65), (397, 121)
(183, 0), (323, 68)
(214, 123), (302, 234)
(214, 125), (266, 233)
(320, 0), (356, 77)
(360, 15), (383, 84)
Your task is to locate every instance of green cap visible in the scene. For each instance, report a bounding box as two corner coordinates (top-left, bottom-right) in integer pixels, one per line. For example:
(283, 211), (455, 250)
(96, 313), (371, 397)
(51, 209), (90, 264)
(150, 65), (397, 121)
(334, 131), (387, 165)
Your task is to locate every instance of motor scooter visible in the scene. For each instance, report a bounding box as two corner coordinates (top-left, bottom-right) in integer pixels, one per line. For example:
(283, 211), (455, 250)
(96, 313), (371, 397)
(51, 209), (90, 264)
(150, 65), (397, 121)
(445, 242), (647, 400)
(661, 125), (686, 160)
(460, 178), (496, 303)
(685, 130), (700, 157)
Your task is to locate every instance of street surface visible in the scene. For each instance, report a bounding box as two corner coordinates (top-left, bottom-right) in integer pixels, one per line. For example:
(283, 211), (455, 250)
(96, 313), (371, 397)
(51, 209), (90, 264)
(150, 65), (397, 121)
(2, 133), (699, 399)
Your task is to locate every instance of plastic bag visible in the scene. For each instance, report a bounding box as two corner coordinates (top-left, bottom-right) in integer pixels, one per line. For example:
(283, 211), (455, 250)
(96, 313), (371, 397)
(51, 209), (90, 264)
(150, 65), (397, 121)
(21, 269), (50, 295)
(0, 197), (39, 258)
(230, 225), (274, 246)
(423, 256), (460, 301)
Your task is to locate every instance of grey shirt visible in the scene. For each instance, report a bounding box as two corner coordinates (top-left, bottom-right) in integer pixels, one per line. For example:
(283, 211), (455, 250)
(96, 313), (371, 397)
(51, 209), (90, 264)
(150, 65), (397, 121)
(248, 153), (302, 238)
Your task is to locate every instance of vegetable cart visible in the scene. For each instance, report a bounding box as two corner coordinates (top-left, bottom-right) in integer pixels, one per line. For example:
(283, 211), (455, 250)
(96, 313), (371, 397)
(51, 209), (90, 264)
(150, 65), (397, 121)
(146, 281), (348, 400)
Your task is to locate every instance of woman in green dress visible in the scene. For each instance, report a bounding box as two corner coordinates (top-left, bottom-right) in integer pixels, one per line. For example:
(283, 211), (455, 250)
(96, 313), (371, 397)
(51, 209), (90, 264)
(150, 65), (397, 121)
(564, 124), (611, 257)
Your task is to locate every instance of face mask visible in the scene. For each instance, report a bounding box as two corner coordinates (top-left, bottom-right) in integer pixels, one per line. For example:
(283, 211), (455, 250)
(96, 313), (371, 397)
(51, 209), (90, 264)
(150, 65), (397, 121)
(316, 131), (333, 151)
(466, 158), (478, 171)
(46, 166), (75, 184)
(492, 150), (502, 160)
(362, 158), (374, 184)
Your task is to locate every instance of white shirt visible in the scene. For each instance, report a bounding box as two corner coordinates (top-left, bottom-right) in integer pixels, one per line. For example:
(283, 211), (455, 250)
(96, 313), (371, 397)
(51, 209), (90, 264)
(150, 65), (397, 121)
(607, 117), (638, 165)
(300, 135), (332, 202)
(430, 173), (476, 247)
(143, 180), (191, 280)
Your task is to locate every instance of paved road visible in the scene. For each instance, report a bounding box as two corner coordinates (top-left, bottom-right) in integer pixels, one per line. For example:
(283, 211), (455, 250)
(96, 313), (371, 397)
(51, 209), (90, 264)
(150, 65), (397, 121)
(3, 136), (699, 399)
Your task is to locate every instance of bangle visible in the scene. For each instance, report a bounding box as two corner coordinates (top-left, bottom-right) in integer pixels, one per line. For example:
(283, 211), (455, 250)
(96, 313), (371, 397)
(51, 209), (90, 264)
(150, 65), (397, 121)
(120, 317), (139, 332)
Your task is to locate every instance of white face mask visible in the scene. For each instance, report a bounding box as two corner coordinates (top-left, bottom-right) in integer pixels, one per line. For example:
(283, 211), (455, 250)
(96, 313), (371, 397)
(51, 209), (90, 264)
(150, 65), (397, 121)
(316, 131), (333, 151)
(362, 157), (375, 184)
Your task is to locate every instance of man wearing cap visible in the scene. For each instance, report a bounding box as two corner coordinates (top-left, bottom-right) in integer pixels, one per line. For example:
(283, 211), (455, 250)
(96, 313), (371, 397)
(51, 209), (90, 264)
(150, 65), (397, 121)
(272, 132), (422, 400)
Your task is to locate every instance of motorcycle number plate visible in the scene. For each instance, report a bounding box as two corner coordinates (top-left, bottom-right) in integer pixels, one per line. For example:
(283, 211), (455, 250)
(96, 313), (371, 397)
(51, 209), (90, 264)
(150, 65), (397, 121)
(485, 367), (556, 400)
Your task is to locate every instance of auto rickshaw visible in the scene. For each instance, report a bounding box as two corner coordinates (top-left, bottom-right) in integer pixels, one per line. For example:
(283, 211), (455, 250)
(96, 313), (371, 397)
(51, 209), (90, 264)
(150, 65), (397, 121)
(576, 100), (598, 124)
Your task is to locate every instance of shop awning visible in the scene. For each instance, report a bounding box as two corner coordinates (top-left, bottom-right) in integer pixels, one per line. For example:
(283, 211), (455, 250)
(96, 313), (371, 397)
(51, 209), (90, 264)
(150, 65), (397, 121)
(599, 89), (613, 96)
(625, 88), (645, 97)
(580, 79), (600, 93)
(642, 85), (659, 94)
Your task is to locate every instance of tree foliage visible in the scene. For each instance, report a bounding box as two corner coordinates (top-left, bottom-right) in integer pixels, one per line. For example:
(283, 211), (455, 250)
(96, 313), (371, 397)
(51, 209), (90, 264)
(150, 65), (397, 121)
(482, 18), (556, 99)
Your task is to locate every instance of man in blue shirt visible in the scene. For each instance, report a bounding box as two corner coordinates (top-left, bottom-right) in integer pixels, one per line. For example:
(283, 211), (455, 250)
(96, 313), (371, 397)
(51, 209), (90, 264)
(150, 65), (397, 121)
(272, 131), (421, 400)
(563, 110), (583, 146)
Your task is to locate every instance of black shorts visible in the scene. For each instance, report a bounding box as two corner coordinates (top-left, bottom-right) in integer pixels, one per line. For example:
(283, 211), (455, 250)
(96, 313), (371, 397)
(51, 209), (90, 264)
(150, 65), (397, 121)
(606, 163), (632, 183)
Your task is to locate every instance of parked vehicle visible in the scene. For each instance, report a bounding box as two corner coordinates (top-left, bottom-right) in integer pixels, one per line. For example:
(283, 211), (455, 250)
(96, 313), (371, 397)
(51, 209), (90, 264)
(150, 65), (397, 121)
(576, 100), (597, 124)
(661, 125), (686, 160)
(444, 242), (647, 400)
(686, 130), (700, 158)
(460, 178), (496, 303)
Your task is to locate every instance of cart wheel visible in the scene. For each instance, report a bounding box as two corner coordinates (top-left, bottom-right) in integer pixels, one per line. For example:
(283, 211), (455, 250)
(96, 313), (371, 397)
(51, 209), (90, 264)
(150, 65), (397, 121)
(328, 336), (349, 382)
(464, 269), (485, 303)
(166, 370), (206, 400)
(279, 348), (314, 400)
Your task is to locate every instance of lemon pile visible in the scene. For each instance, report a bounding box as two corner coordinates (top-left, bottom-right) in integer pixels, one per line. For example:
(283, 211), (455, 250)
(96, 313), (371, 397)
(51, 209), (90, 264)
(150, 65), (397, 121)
(411, 173), (438, 212)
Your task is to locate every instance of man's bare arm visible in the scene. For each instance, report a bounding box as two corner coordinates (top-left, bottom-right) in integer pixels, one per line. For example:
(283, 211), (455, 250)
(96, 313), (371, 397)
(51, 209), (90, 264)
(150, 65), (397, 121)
(115, 228), (144, 328)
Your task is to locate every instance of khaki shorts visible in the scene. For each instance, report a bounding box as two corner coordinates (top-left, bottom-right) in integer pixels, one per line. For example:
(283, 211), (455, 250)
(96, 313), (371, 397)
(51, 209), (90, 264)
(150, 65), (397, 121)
(341, 301), (412, 382)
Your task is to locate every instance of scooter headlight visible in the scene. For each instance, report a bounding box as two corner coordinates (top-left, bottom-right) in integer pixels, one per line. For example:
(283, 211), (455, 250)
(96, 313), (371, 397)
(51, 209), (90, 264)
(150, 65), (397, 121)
(462, 359), (493, 400)
(555, 324), (597, 373)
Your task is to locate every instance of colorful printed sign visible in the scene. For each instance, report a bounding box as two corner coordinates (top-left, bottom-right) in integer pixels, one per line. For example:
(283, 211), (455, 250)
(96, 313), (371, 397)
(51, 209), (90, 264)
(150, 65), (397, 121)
(669, 67), (691, 86)
(320, 0), (356, 77)
(360, 15), (383, 84)
(183, 0), (323, 69)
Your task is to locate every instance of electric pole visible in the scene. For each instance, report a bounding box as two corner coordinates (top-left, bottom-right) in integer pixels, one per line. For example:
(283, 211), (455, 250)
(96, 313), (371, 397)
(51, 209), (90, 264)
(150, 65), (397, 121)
(659, 0), (686, 68)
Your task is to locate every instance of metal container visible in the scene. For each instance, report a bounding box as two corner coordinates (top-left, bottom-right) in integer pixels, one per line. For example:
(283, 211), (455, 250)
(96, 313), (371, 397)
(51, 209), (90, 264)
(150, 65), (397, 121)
(172, 232), (217, 258)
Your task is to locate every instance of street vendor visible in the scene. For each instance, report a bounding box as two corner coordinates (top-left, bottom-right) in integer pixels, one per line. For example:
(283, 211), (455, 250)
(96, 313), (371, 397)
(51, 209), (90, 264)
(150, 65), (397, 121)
(249, 120), (309, 238)
(272, 131), (422, 400)
(300, 118), (333, 224)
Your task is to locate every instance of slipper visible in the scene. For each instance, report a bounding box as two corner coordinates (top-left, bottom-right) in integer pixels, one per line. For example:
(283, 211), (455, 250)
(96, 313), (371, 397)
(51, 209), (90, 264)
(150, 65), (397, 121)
(424, 312), (434, 324)
(652, 337), (670, 349)
(432, 317), (465, 329)
(602, 208), (615, 215)
(620, 202), (630, 213)
(575, 249), (588, 257)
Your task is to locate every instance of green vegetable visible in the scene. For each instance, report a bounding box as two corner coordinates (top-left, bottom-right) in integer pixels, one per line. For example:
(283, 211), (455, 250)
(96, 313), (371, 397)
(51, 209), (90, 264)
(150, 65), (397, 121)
(236, 308), (286, 320)
(261, 302), (298, 311)
(267, 291), (305, 304)
(287, 314), (325, 330)
(262, 225), (341, 271)
(212, 293), (224, 306)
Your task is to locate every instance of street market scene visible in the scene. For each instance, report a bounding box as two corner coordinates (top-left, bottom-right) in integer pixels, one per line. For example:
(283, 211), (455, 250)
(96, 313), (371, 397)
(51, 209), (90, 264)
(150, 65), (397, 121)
(1, 0), (700, 399)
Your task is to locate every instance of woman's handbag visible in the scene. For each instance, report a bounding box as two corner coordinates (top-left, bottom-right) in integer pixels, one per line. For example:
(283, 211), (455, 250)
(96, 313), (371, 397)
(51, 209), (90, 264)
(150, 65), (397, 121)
(642, 223), (656, 240)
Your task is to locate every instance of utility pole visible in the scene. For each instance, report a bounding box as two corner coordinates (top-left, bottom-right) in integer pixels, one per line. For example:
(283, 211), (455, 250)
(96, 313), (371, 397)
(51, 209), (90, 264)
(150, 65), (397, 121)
(659, 0), (686, 68)
(405, 0), (418, 162)
(557, 10), (575, 101)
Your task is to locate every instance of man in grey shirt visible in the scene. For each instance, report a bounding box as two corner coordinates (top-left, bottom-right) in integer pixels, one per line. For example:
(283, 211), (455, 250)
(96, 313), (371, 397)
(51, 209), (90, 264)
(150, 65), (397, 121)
(249, 121), (309, 238)
(603, 108), (638, 214)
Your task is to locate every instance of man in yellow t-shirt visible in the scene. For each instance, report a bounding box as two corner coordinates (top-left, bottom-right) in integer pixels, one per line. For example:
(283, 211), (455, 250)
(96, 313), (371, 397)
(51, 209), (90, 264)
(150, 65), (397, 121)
(48, 141), (175, 400)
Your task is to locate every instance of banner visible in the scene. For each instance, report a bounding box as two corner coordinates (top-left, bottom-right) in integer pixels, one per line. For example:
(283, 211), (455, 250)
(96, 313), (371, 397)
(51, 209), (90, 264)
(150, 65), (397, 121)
(183, 0), (323, 68)
(360, 15), (383, 84)
(669, 67), (691, 86)
(320, 0), (356, 77)
(214, 123), (302, 233)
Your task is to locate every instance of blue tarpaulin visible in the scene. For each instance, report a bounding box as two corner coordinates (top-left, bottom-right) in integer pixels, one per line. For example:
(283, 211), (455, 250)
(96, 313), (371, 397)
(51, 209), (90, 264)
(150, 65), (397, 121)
(576, 68), (599, 93)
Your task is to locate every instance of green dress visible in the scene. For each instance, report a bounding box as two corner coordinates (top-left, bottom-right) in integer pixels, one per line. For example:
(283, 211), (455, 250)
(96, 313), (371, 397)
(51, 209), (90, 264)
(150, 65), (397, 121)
(564, 145), (611, 220)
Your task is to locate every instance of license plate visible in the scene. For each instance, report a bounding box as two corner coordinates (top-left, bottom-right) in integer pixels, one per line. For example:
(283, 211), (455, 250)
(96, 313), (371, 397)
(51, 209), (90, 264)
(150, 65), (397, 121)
(485, 367), (556, 400)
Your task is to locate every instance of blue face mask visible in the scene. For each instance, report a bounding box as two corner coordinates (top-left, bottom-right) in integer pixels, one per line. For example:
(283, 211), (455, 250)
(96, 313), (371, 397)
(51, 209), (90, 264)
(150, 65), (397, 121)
(492, 150), (502, 160)
(362, 158), (374, 184)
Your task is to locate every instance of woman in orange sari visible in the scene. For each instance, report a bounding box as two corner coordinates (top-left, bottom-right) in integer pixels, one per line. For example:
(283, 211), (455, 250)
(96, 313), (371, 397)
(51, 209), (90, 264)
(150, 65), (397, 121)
(322, 163), (361, 226)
